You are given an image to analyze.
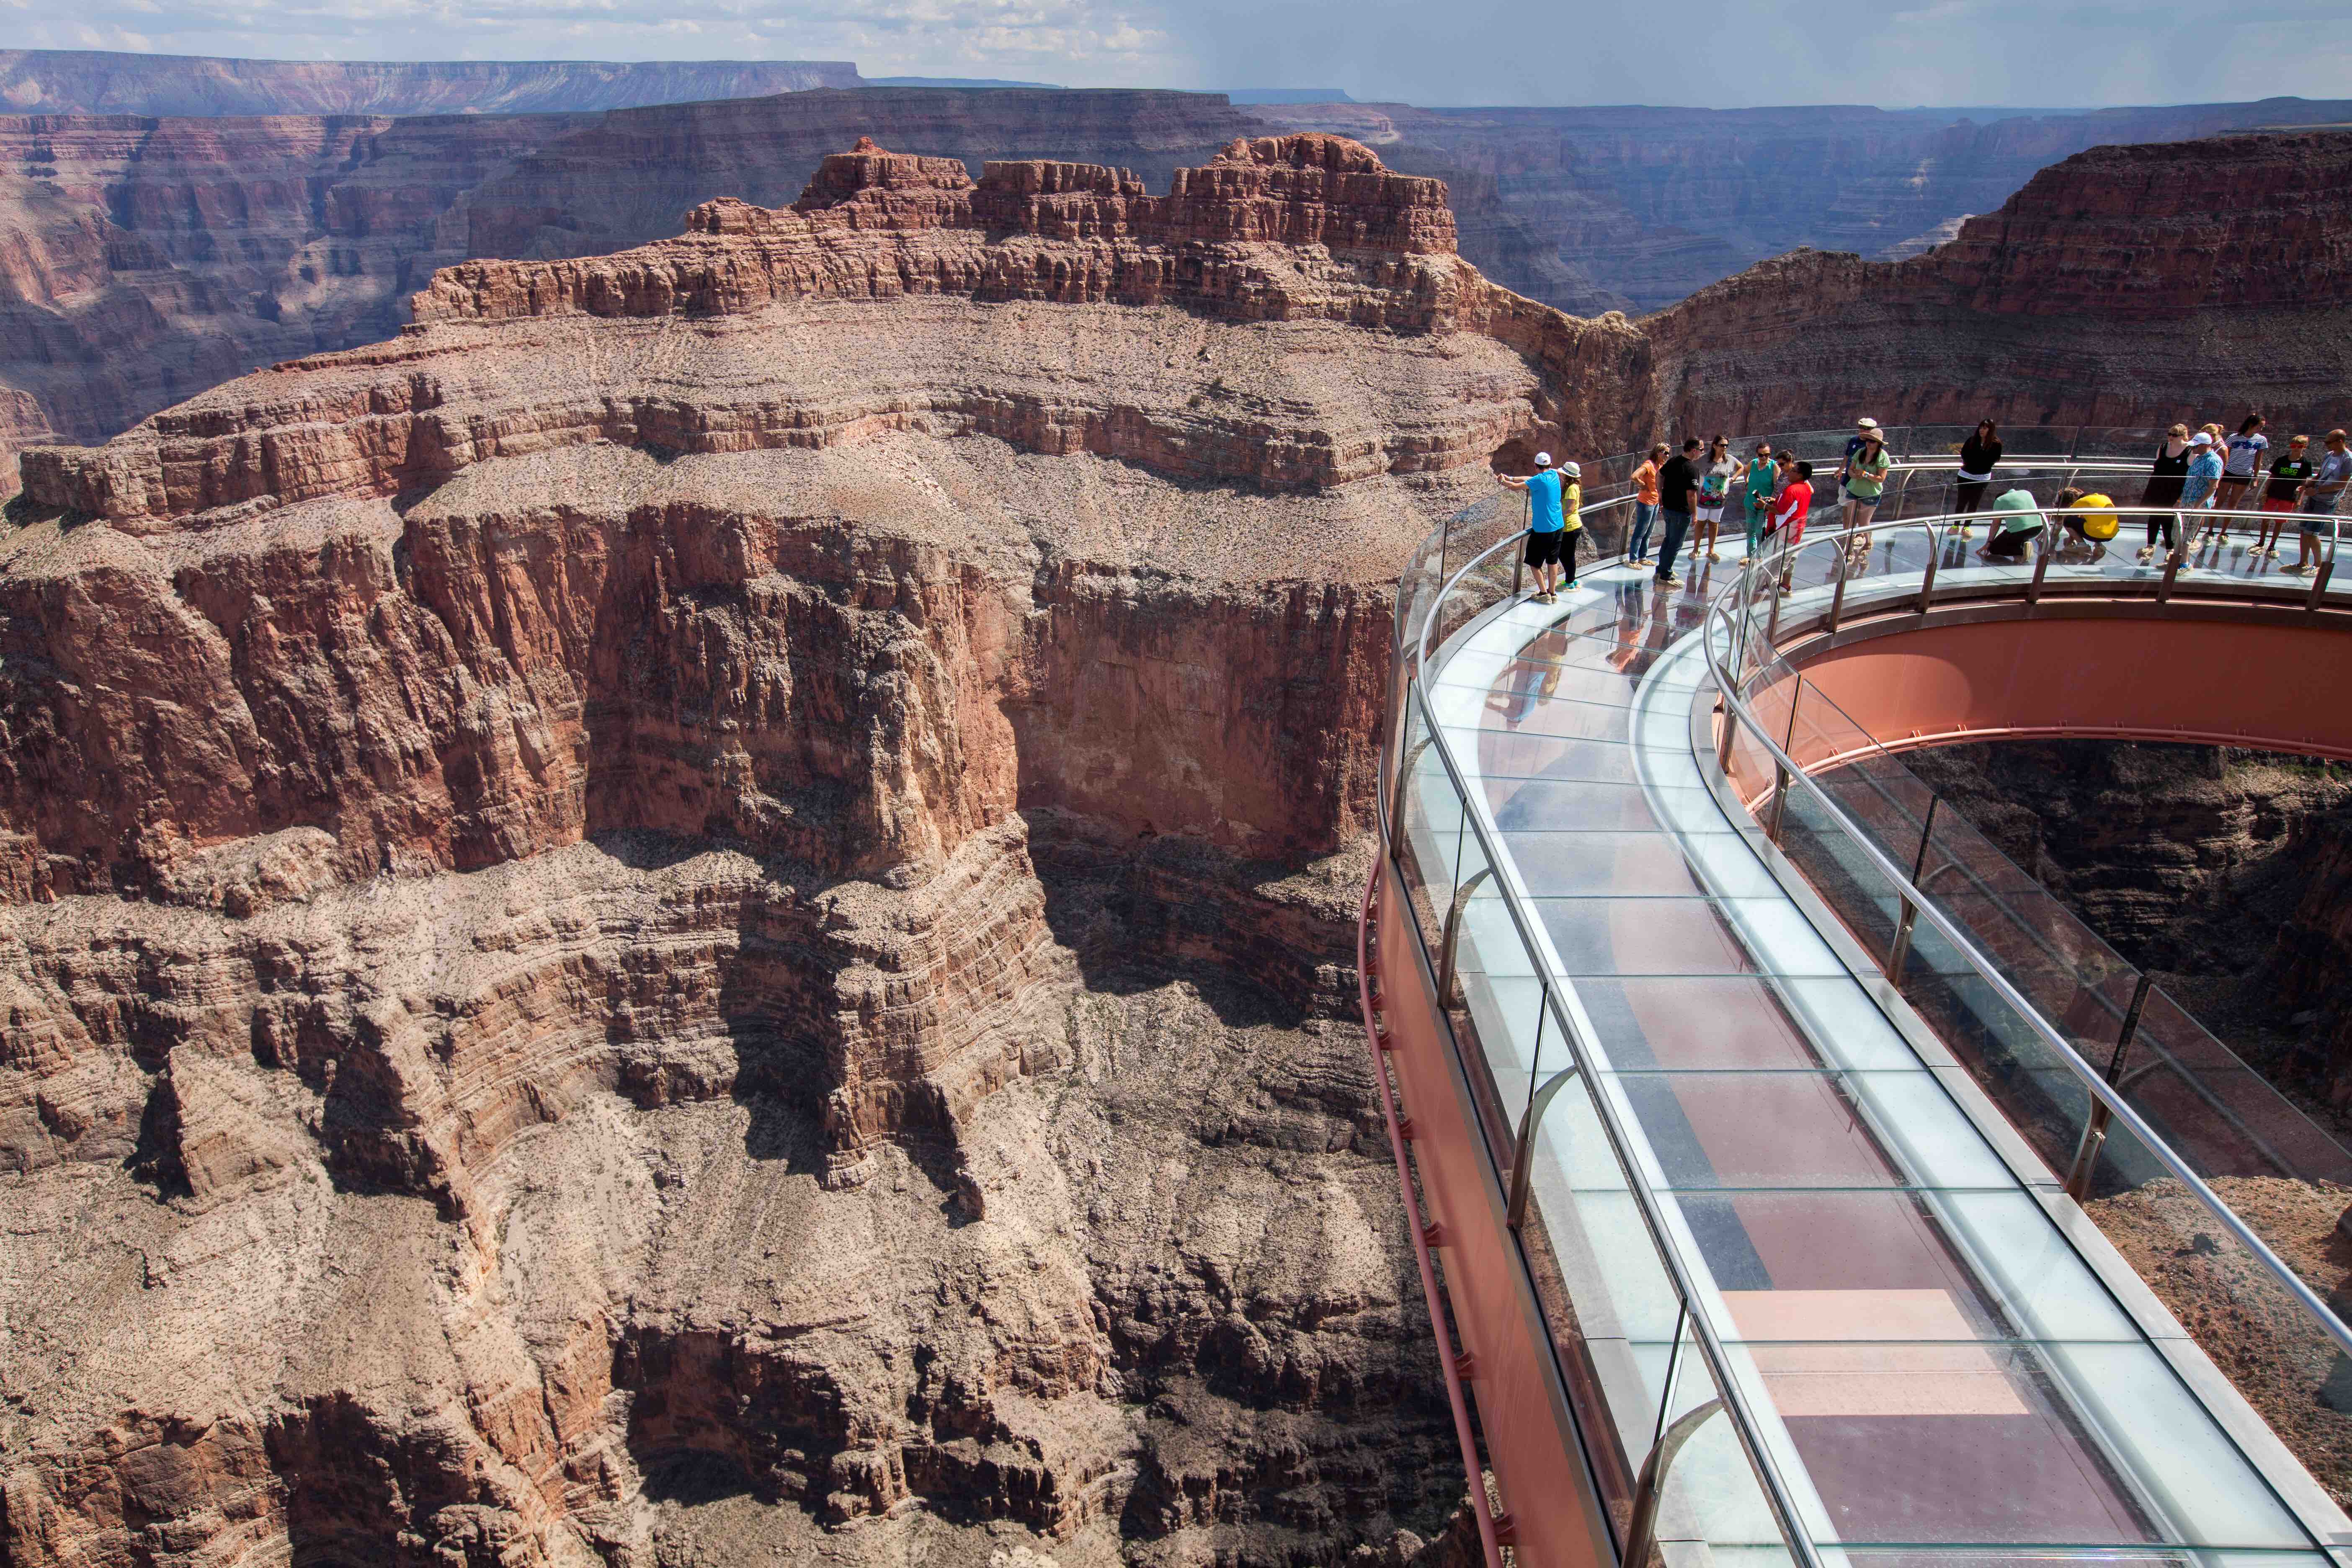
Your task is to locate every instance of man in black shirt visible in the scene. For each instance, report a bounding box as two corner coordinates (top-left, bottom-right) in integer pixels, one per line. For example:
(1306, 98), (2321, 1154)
(1653, 437), (1703, 586)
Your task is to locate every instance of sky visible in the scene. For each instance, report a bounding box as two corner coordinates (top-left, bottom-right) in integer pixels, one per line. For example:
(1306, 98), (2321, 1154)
(8, 0), (2352, 108)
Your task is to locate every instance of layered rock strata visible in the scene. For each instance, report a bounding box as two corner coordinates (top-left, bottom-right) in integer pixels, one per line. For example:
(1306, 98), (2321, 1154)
(0, 90), (1267, 503)
(0, 134), (1623, 1564)
(1644, 131), (2352, 434)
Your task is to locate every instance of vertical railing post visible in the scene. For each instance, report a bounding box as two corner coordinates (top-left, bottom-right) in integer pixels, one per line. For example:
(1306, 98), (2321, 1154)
(1622, 1395), (1727, 1568)
(2026, 530), (2053, 605)
(2064, 972), (2157, 1201)
(1765, 678), (1802, 844)
(1916, 523), (1942, 614)
(1436, 868), (1493, 1008)
(1825, 541), (1852, 632)
(2308, 558), (2335, 613)
(1506, 1060), (1584, 1230)
(1884, 796), (1939, 983)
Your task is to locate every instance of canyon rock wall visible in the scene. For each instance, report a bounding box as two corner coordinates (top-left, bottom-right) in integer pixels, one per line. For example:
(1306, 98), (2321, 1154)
(1253, 96), (2352, 315)
(1643, 130), (2352, 436)
(0, 90), (1269, 503)
(0, 51), (860, 116)
(1906, 740), (2352, 1112)
(0, 134), (1622, 1565)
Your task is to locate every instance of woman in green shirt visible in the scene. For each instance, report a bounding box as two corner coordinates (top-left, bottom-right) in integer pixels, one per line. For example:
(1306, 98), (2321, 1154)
(1841, 428), (1892, 558)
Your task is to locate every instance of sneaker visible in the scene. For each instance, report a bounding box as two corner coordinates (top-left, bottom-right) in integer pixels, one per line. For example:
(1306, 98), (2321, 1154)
(2285, 563), (2312, 575)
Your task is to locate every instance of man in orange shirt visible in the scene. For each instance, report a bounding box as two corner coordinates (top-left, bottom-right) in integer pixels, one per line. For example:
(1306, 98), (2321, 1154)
(1629, 443), (1667, 565)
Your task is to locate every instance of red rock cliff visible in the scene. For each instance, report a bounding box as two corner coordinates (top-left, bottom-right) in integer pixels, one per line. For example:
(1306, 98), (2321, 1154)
(0, 134), (1603, 1568)
(1643, 130), (2352, 434)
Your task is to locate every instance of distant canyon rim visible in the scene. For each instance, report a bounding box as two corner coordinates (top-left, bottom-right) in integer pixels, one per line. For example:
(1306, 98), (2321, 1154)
(5, 53), (2352, 498)
(2, 92), (2351, 1568)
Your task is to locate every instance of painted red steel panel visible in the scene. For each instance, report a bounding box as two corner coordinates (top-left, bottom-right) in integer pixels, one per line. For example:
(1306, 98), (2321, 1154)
(1376, 864), (1612, 1568)
(1796, 616), (2352, 763)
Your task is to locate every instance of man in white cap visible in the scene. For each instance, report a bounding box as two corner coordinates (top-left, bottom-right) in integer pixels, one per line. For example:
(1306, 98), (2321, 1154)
(1844, 417), (1881, 470)
(1497, 451), (1571, 602)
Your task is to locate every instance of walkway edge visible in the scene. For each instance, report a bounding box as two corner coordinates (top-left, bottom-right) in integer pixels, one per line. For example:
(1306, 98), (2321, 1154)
(1357, 851), (1506, 1568)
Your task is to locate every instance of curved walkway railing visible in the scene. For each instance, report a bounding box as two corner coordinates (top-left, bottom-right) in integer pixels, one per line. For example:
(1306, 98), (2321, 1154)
(1373, 448), (2352, 1568)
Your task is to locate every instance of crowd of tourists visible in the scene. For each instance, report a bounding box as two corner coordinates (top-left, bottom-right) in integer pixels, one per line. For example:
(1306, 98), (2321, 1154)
(1497, 413), (2351, 595)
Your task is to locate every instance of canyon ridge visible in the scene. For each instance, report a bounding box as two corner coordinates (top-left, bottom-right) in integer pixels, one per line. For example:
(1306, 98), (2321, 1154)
(0, 132), (1635, 1567)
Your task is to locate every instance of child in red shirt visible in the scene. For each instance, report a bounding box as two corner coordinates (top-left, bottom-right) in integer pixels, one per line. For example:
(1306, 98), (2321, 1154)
(1770, 460), (1813, 589)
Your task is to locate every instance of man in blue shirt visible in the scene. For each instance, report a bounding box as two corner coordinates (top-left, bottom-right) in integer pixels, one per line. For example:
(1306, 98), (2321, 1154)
(1498, 452), (1571, 602)
(2179, 431), (2225, 567)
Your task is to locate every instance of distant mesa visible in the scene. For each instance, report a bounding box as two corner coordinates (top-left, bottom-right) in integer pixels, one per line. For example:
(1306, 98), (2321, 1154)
(864, 76), (1065, 90)
(1222, 89), (1357, 105)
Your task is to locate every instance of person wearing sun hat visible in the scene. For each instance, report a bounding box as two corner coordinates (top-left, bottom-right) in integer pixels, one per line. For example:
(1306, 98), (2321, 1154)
(1844, 416), (1881, 469)
(1497, 451), (1570, 602)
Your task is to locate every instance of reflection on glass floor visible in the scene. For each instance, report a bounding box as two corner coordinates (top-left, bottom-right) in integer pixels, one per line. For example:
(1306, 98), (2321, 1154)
(1401, 555), (2347, 1564)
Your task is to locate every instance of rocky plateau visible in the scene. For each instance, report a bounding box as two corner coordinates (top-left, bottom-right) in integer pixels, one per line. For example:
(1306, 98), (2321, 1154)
(0, 132), (1640, 1566)
(11, 59), (2352, 506)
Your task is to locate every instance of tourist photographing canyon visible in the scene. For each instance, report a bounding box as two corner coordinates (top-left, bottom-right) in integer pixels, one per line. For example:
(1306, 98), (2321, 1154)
(3, 15), (2352, 1568)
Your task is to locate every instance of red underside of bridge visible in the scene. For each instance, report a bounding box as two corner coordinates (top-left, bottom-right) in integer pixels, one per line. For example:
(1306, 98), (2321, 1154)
(1789, 612), (2352, 764)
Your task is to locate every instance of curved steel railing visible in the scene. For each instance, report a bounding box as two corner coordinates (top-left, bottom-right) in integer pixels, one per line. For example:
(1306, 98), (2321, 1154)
(1702, 508), (2352, 1360)
(1375, 454), (2352, 1564)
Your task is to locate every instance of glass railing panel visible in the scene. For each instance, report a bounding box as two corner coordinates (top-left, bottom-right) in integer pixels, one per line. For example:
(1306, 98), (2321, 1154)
(2120, 985), (2352, 1188)
(2068, 1118), (2352, 1519)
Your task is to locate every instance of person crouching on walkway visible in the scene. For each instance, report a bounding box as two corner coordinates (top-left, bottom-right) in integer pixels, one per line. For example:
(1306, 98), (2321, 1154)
(2053, 487), (2117, 562)
(1497, 451), (1571, 603)
(1978, 488), (2045, 561)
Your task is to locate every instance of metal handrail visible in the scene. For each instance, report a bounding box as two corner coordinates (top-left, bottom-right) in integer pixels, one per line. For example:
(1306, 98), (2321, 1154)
(1403, 671), (1831, 1568)
(1702, 510), (2352, 1362)
(1375, 446), (2349, 1565)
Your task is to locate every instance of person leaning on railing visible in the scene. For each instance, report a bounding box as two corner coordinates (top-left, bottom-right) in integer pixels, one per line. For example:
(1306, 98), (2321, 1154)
(2285, 428), (2352, 577)
(2257, 433), (2314, 560)
(1495, 450), (1575, 603)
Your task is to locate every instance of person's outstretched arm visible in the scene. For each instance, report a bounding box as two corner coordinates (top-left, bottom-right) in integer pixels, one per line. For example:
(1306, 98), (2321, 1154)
(1497, 472), (1529, 490)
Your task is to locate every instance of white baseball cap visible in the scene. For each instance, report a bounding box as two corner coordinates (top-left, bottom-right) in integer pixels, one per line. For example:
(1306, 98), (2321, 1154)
(2190, 431), (2214, 446)
(1534, 451), (1554, 467)
(1561, 460), (1581, 478)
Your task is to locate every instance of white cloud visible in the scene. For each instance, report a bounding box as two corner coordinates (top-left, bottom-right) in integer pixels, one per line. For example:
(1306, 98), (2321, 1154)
(6, 0), (2352, 104)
